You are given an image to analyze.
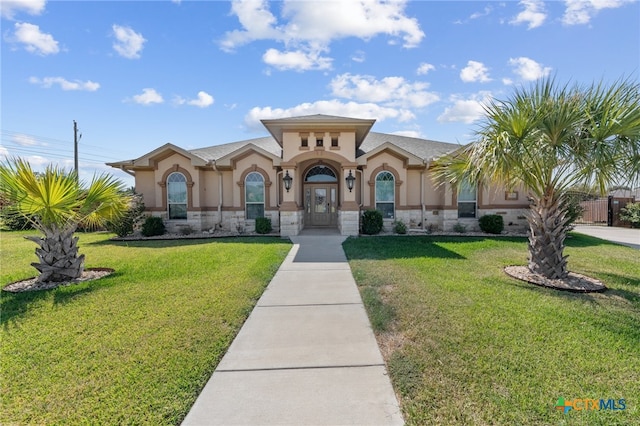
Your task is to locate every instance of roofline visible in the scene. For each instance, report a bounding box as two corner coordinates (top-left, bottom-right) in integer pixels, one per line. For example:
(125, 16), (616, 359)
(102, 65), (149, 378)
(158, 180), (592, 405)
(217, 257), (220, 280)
(260, 115), (376, 147)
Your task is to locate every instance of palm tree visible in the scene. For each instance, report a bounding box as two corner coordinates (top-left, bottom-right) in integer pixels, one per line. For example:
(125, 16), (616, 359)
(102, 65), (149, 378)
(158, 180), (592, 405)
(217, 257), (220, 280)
(434, 78), (640, 279)
(0, 158), (131, 283)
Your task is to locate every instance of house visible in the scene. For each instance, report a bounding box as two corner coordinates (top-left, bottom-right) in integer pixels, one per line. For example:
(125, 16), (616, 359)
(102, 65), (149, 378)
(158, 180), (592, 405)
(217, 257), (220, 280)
(107, 114), (529, 236)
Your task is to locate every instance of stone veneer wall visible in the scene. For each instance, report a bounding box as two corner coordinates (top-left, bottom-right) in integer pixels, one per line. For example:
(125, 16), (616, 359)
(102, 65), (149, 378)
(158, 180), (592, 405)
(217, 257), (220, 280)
(149, 210), (281, 234)
(280, 210), (304, 237)
(339, 210), (360, 236)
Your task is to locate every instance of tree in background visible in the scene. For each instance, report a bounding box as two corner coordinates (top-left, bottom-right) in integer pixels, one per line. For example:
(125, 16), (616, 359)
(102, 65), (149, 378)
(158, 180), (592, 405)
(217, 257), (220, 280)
(435, 78), (640, 279)
(0, 158), (131, 283)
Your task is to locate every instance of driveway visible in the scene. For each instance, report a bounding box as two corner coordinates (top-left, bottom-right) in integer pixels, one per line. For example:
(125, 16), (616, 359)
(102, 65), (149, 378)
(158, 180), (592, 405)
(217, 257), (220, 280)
(573, 225), (640, 249)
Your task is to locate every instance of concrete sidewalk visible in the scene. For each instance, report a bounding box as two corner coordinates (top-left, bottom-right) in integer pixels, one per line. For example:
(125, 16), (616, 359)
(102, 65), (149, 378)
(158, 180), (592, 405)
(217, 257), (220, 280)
(573, 225), (640, 249)
(182, 234), (404, 425)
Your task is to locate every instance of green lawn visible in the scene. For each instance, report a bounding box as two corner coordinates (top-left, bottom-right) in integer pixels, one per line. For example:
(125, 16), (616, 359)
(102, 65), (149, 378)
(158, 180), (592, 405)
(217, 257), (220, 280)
(1, 231), (291, 425)
(344, 234), (639, 425)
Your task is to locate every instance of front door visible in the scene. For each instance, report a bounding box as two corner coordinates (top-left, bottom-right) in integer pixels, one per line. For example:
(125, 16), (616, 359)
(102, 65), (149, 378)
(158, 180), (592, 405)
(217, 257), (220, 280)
(305, 184), (337, 227)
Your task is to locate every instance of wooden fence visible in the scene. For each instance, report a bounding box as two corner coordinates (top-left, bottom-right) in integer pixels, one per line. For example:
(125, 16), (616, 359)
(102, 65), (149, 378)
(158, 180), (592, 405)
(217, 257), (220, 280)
(576, 196), (635, 227)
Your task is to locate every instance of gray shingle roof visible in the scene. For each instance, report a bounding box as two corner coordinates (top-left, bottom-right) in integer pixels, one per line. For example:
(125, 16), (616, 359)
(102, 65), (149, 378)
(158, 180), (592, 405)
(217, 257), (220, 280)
(187, 132), (462, 163)
(358, 132), (462, 160)
(189, 136), (281, 162)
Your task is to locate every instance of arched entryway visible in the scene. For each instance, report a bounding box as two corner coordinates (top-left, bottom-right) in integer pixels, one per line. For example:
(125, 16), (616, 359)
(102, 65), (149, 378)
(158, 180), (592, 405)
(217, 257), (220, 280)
(303, 164), (338, 227)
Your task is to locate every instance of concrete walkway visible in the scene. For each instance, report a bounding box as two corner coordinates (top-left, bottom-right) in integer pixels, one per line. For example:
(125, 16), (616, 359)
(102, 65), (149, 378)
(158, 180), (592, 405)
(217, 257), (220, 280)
(573, 225), (640, 249)
(182, 233), (404, 425)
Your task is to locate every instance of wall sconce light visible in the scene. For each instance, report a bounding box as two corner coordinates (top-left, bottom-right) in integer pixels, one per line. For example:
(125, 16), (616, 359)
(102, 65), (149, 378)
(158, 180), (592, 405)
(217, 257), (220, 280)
(345, 170), (355, 192)
(283, 170), (293, 192)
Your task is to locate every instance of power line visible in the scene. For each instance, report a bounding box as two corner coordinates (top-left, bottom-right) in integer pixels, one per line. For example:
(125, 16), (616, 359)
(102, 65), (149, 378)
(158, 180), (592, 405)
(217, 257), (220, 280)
(0, 129), (139, 160)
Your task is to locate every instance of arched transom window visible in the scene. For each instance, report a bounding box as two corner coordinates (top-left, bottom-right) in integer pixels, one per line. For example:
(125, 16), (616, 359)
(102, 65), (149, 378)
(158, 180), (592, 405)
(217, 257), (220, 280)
(305, 165), (337, 182)
(375, 171), (395, 219)
(167, 172), (187, 219)
(245, 172), (265, 220)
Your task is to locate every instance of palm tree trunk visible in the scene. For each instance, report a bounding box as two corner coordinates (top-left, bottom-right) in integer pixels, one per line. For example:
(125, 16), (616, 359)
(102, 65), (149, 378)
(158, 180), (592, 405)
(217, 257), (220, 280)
(25, 225), (85, 283)
(527, 202), (569, 279)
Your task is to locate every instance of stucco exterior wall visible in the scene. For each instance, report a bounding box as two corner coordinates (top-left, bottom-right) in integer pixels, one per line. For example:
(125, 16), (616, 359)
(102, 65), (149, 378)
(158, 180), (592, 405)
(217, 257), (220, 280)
(135, 170), (156, 207)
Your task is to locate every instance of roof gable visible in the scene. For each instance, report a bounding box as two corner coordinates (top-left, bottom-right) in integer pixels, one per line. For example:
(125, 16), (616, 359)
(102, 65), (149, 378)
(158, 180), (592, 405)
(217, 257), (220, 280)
(107, 143), (208, 169)
(261, 114), (376, 147)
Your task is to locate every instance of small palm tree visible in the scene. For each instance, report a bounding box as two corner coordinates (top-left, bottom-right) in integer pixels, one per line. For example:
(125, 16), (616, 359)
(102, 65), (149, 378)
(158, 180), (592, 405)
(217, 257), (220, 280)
(435, 78), (640, 279)
(0, 158), (131, 283)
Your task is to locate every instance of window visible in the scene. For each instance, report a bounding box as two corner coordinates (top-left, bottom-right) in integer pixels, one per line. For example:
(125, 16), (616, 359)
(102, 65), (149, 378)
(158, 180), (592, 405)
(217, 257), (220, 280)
(458, 179), (477, 218)
(331, 135), (339, 147)
(167, 172), (187, 219)
(375, 171), (395, 219)
(245, 172), (265, 220)
(301, 136), (308, 147)
(305, 165), (337, 182)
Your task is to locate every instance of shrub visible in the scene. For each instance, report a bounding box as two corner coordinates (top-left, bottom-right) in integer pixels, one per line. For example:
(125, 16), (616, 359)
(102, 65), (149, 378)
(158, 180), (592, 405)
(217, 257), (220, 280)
(0, 206), (33, 230)
(620, 202), (640, 228)
(393, 220), (407, 234)
(362, 209), (383, 235)
(106, 192), (145, 237)
(255, 217), (272, 234)
(478, 214), (504, 234)
(453, 222), (467, 233)
(562, 193), (586, 229)
(141, 216), (165, 237)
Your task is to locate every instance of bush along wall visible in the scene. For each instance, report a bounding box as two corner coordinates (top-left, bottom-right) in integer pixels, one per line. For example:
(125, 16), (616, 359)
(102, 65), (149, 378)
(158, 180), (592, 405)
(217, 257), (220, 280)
(478, 214), (504, 234)
(255, 217), (272, 234)
(362, 209), (383, 235)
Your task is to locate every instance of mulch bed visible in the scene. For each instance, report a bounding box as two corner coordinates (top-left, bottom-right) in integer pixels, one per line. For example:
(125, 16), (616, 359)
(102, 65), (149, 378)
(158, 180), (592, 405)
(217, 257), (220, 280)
(504, 265), (606, 293)
(2, 268), (114, 293)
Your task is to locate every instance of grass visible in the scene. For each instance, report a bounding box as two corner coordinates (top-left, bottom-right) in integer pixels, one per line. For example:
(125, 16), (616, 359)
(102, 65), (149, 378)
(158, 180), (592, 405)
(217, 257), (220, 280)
(343, 234), (639, 425)
(1, 230), (291, 425)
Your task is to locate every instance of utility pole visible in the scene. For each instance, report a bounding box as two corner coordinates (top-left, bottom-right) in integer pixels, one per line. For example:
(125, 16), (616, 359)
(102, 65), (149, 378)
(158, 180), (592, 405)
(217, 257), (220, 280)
(73, 120), (81, 177)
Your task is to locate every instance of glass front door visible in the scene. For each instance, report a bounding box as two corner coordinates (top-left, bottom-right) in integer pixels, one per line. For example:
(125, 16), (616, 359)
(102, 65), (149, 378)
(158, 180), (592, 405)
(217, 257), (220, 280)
(305, 184), (337, 227)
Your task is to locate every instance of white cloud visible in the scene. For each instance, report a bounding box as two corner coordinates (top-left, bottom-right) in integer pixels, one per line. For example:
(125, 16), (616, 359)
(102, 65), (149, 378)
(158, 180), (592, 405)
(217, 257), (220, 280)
(510, 0), (547, 29)
(417, 62), (435, 75)
(13, 22), (59, 55)
(12, 134), (38, 146)
(391, 130), (421, 138)
(263, 48), (333, 71)
(460, 60), (491, 83)
(351, 50), (366, 63)
(221, 0), (424, 70)
(508, 57), (551, 81)
(29, 76), (100, 91)
(562, 0), (634, 25)
(330, 73), (439, 108)
(112, 24), (146, 59)
(177, 91), (215, 108)
(244, 99), (415, 131)
(131, 88), (163, 105)
(1, 0), (46, 19)
(437, 92), (492, 124)
(454, 5), (495, 24)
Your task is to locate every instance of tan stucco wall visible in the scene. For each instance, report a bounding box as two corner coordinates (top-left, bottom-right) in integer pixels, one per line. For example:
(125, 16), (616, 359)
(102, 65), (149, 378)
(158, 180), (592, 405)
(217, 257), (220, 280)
(282, 131), (356, 163)
(135, 170), (156, 207)
(481, 184), (529, 207)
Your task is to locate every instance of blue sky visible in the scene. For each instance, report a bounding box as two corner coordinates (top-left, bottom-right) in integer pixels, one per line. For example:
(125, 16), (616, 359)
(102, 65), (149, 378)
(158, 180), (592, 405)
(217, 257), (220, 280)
(2, 0), (638, 187)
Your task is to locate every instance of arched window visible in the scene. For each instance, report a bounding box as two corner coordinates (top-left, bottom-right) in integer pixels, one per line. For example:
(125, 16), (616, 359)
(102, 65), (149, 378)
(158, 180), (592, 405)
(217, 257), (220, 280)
(304, 165), (337, 182)
(167, 172), (187, 219)
(245, 172), (265, 220)
(458, 179), (477, 218)
(375, 171), (395, 219)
